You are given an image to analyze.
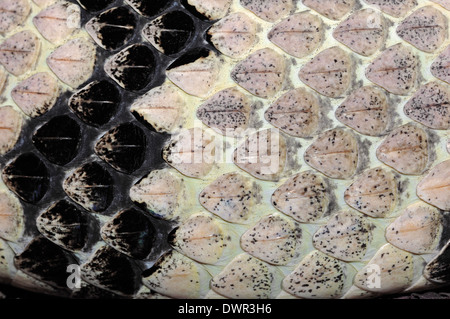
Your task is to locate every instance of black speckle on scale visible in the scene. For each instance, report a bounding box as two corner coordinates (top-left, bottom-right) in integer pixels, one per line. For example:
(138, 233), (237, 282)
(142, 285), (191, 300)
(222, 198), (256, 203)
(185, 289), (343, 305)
(2, 153), (49, 204)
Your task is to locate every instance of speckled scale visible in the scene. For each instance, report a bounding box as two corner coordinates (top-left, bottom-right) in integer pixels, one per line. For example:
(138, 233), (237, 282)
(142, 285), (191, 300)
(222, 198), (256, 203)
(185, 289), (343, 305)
(169, 213), (226, 264)
(364, 0), (418, 18)
(80, 245), (141, 297)
(104, 44), (156, 91)
(335, 86), (389, 137)
(365, 43), (418, 96)
(0, 106), (23, 155)
(69, 80), (120, 127)
(240, 0), (294, 22)
(424, 240), (450, 284)
(240, 213), (301, 265)
(304, 128), (359, 180)
(298, 46), (353, 98)
(344, 167), (397, 218)
(431, 45), (450, 84)
(313, 210), (374, 262)
(199, 172), (255, 224)
(0, 191), (24, 242)
(271, 170), (329, 223)
(333, 9), (387, 57)
(63, 162), (114, 213)
(403, 81), (450, 130)
(2, 153), (49, 204)
(167, 49), (221, 98)
(101, 208), (156, 260)
(0, 0), (31, 35)
(33, 2), (81, 45)
(265, 87), (320, 138)
(142, 250), (211, 299)
(233, 128), (287, 181)
(417, 159), (450, 211)
(142, 10), (195, 56)
(208, 12), (258, 59)
(124, 0), (171, 18)
(36, 200), (98, 252)
(282, 250), (348, 299)
(163, 127), (216, 179)
(47, 38), (96, 88)
(184, 0), (232, 20)
(86, 6), (137, 51)
(196, 87), (252, 137)
(376, 123), (428, 175)
(94, 122), (146, 174)
(354, 243), (414, 294)
(14, 236), (77, 291)
(130, 168), (185, 221)
(231, 48), (286, 99)
(302, 0), (355, 20)
(386, 202), (442, 254)
(11, 72), (59, 118)
(397, 6), (448, 53)
(211, 253), (274, 299)
(0, 30), (40, 76)
(32, 115), (81, 166)
(268, 12), (324, 59)
(77, 0), (113, 12)
(130, 83), (185, 133)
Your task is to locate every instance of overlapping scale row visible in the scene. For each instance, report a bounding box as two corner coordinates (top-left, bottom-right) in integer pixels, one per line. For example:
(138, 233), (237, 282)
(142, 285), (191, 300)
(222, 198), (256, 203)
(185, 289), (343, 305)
(0, 0), (449, 301)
